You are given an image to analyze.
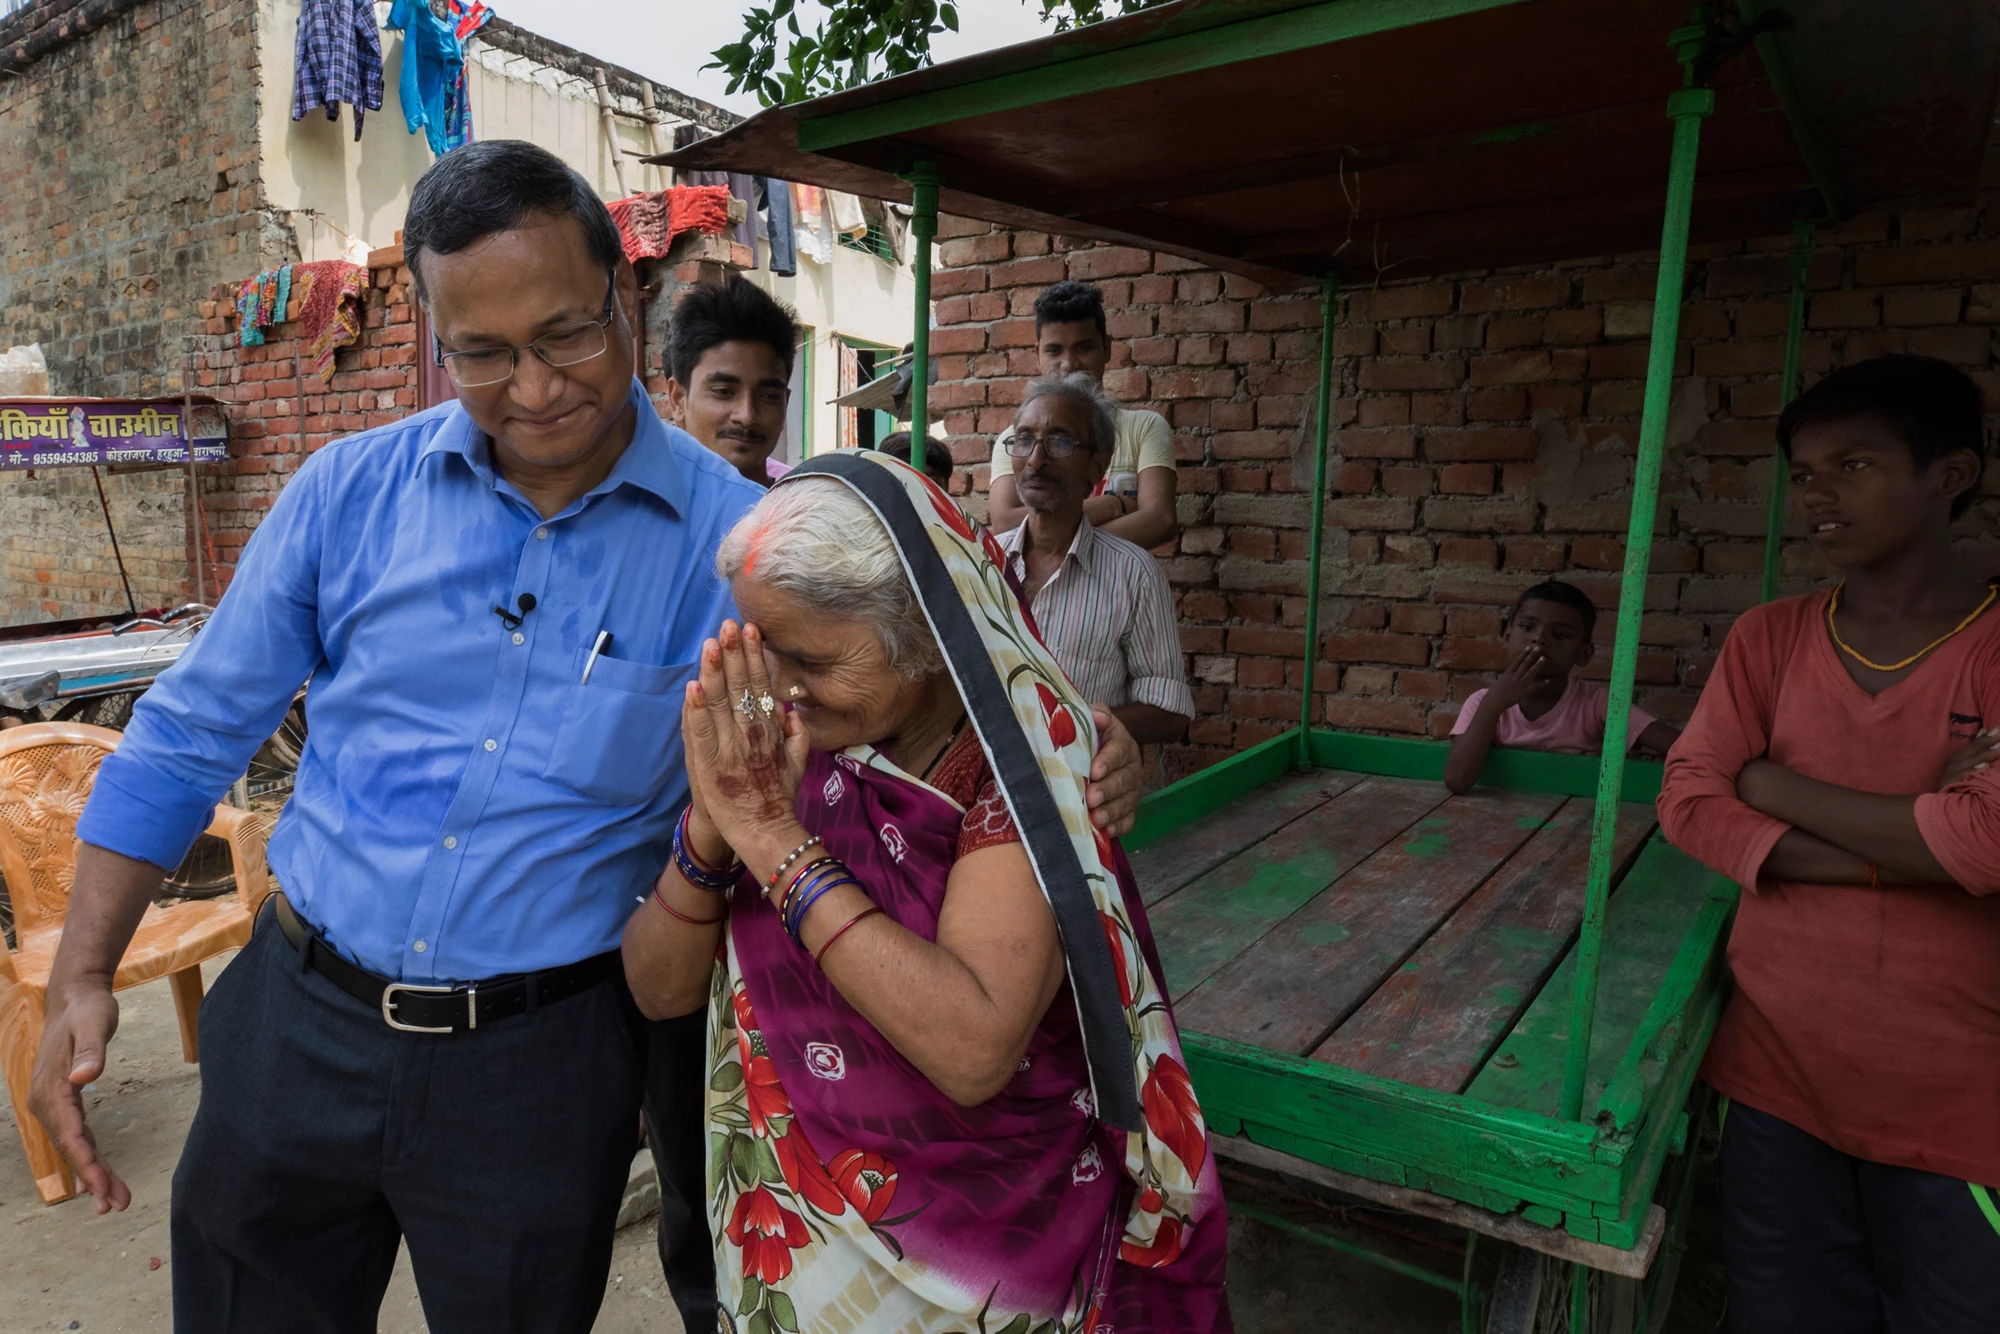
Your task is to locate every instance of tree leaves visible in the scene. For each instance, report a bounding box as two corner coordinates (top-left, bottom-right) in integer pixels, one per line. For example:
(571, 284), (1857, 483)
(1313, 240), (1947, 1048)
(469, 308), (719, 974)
(709, 0), (1172, 106)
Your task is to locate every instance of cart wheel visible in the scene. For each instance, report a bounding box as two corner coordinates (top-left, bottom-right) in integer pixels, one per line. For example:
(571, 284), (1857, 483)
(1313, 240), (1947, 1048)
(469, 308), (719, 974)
(54, 691), (138, 731)
(159, 832), (239, 901)
(244, 695), (308, 803)
(1484, 1249), (1641, 1334)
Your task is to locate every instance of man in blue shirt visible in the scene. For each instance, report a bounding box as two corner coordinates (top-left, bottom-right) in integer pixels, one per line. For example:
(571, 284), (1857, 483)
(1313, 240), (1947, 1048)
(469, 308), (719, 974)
(28, 142), (1144, 1332)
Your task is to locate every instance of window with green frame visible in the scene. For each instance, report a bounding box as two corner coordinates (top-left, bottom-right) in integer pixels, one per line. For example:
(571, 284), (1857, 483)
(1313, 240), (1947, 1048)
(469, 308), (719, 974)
(837, 220), (896, 262)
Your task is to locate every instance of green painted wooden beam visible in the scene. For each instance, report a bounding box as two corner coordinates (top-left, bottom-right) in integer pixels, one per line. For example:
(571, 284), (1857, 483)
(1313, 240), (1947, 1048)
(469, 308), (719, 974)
(1560, 30), (1715, 1121)
(1304, 730), (1665, 804)
(796, 0), (1528, 152)
(903, 164), (941, 472)
(1124, 726), (1299, 849)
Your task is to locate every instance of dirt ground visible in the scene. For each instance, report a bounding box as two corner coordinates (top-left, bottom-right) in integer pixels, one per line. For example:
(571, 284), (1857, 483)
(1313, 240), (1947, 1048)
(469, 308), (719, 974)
(3, 956), (1726, 1333)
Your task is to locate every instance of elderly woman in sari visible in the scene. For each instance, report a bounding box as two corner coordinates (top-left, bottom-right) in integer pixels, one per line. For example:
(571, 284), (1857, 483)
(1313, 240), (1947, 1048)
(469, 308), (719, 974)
(622, 453), (1230, 1333)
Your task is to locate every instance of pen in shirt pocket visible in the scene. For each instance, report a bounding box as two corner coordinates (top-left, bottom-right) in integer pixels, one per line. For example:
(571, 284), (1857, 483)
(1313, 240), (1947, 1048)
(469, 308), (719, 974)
(582, 630), (613, 684)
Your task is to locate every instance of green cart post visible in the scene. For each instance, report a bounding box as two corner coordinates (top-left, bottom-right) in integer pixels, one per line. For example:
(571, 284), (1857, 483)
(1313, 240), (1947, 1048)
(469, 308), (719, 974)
(655, 3), (1996, 1328)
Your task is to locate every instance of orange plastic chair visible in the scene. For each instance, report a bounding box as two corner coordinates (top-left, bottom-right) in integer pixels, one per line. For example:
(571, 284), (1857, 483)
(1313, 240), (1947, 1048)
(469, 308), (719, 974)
(0, 722), (272, 1204)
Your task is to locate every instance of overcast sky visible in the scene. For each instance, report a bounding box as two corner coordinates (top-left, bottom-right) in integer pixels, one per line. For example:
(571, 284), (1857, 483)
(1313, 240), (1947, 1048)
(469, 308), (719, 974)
(497, 0), (1056, 117)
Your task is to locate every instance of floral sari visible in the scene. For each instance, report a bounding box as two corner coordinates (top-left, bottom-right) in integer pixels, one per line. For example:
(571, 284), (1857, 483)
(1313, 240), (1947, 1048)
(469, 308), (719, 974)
(705, 452), (1230, 1333)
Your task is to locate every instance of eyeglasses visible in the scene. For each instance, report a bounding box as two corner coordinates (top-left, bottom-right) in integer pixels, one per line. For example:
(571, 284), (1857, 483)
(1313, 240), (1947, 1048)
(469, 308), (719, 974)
(1005, 430), (1087, 459)
(433, 274), (619, 388)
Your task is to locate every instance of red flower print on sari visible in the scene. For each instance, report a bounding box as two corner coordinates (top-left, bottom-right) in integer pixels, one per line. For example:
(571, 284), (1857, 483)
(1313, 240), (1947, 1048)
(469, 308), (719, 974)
(828, 1148), (900, 1223)
(1035, 681), (1077, 748)
(743, 1052), (792, 1137)
(774, 1121), (847, 1217)
(730, 983), (757, 1035)
(1119, 1212), (1186, 1268)
(1100, 911), (1135, 1007)
(726, 1184), (810, 1284)
(1092, 821), (1115, 869)
(926, 485), (975, 541)
(1141, 1054), (1207, 1180)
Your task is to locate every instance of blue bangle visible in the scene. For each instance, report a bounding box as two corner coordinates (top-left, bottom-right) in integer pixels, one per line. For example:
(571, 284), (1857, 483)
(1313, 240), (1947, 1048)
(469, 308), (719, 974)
(786, 871), (853, 943)
(674, 809), (741, 892)
(784, 863), (846, 937)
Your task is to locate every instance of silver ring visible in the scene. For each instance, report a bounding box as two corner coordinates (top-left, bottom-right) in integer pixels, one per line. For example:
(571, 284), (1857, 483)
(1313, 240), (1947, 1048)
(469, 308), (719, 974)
(735, 690), (758, 719)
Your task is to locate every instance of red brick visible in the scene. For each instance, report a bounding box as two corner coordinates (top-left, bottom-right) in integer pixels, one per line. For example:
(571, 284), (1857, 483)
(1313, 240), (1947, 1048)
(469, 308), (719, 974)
(1333, 461), (1378, 493)
(1425, 497), (1538, 533)
(1359, 356), (1465, 391)
(1175, 273), (1223, 303)
(1381, 466), (1434, 498)
(1359, 395), (1412, 427)
(1808, 290), (1880, 329)
(1343, 665), (1395, 694)
(1249, 299), (1325, 331)
(1390, 604), (1445, 635)
(1503, 537), (1567, 571)
(1425, 427), (1538, 461)
(1068, 245), (1154, 280)
(1485, 314), (1544, 349)
(1411, 393), (1465, 427)
(1380, 326), (1432, 356)
(1881, 288), (1964, 326)
(1159, 301), (1247, 334)
(1321, 632), (1432, 666)
(1460, 274), (1571, 312)
(1856, 239), (2000, 286)
(1336, 427), (1419, 459)
(939, 233), (1010, 267)
(1469, 350), (1553, 385)
(1570, 536), (1625, 569)
(1445, 606), (1504, 637)
(1321, 697), (1428, 734)
(1439, 462), (1495, 494)
(1213, 429), (1290, 459)
(1236, 657), (1288, 689)
(1438, 537), (1500, 567)
(1357, 282), (1454, 320)
(1227, 627), (1307, 657)
(1439, 637), (1511, 670)
(1465, 386), (1527, 421)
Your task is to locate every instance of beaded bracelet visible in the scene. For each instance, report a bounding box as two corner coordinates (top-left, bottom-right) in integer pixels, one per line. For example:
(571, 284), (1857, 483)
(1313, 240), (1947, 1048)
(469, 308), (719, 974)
(813, 905), (882, 967)
(764, 836), (826, 896)
(783, 861), (848, 937)
(673, 809), (742, 893)
(653, 883), (726, 926)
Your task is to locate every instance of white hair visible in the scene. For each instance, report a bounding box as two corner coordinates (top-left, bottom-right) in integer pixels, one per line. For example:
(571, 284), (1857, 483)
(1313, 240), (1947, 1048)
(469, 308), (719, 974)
(715, 476), (945, 681)
(1020, 370), (1119, 455)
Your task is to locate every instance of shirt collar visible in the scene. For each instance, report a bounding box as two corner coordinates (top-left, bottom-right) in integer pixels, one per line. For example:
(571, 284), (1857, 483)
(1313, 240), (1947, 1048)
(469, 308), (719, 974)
(1001, 515), (1096, 575)
(420, 378), (688, 516)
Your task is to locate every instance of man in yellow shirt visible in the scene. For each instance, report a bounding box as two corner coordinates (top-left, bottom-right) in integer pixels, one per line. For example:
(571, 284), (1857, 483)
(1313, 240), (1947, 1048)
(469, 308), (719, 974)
(986, 280), (1177, 548)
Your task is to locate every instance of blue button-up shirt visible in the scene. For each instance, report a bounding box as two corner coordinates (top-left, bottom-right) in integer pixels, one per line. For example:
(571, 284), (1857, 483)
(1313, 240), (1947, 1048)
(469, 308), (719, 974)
(79, 381), (764, 980)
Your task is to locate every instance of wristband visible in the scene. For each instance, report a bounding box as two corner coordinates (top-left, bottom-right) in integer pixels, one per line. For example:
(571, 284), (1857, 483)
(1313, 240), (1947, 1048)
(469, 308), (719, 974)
(814, 905), (883, 967)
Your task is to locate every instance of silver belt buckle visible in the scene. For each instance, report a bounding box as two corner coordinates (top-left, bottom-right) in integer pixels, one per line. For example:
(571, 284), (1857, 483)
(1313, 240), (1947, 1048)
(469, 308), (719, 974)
(380, 981), (460, 1034)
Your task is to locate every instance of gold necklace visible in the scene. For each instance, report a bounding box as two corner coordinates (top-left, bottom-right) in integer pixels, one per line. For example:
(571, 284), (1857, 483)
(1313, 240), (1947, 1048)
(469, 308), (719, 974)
(1827, 581), (1998, 673)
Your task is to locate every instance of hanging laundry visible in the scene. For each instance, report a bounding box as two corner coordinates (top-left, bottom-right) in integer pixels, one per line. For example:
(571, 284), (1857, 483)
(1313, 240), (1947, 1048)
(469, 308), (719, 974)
(385, 0), (465, 156)
(235, 265), (293, 348)
(762, 178), (797, 277)
(290, 261), (372, 383)
(440, 0), (493, 151)
(792, 184), (833, 265)
(726, 173), (760, 270)
(827, 190), (868, 240)
(884, 202), (913, 264)
(606, 185), (732, 263)
(292, 0), (383, 142)
(673, 123), (726, 189)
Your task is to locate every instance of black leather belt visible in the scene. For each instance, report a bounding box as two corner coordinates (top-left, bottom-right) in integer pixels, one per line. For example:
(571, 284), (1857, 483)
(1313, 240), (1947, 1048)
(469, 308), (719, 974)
(271, 894), (621, 1034)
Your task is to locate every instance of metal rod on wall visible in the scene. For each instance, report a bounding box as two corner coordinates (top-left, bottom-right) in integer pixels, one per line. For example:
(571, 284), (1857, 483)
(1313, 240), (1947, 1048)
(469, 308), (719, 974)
(90, 465), (140, 618)
(1759, 220), (1815, 603)
(1296, 273), (1338, 770)
(181, 340), (205, 605)
(903, 163), (942, 475)
(1559, 20), (1714, 1123)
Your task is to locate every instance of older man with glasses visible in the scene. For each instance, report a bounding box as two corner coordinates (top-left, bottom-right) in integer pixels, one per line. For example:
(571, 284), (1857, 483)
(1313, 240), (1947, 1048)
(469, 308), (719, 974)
(28, 141), (1149, 1334)
(998, 373), (1194, 747)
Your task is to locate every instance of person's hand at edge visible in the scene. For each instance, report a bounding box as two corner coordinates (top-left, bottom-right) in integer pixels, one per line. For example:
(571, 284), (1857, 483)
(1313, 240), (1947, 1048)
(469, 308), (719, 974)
(29, 981), (131, 1213)
(1087, 706), (1143, 837)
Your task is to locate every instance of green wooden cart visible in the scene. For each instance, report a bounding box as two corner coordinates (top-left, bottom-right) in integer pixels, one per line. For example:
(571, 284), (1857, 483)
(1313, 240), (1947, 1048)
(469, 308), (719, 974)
(660, 2), (1995, 1327)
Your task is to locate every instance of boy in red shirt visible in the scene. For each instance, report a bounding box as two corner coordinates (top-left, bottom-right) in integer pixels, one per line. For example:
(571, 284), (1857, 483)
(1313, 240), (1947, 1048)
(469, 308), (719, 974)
(1658, 354), (2000, 1333)
(1446, 580), (1681, 794)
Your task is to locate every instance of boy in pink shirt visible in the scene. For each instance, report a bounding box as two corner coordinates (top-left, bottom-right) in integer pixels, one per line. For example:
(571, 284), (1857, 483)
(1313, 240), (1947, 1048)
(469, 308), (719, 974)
(1446, 580), (1681, 794)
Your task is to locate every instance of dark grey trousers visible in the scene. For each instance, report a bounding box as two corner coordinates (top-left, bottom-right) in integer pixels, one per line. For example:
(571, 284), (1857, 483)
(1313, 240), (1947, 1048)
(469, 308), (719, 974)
(643, 1009), (718, 1333)
(170, 908), (646, 1334)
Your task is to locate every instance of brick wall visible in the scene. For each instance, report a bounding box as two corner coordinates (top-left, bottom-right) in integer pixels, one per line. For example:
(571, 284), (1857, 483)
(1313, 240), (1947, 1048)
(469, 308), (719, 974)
(932, 210), (2000, 781)
(0, 0), (280, 623)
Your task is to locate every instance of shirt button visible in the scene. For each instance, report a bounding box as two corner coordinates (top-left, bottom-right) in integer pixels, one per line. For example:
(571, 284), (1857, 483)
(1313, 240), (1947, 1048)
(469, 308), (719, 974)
(443, 835), (458, 849)
(535, 527), (548, 540)
(511, 631), (524, 646)
(414, 940), (427, 953)
(483, 738), (497, 752)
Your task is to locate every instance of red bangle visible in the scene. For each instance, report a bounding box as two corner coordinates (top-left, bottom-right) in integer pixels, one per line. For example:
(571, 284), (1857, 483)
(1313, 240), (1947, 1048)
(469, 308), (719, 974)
(776, 855), (835, 920)
(813, 905), (883, 967)
(654, 884), (726, 926)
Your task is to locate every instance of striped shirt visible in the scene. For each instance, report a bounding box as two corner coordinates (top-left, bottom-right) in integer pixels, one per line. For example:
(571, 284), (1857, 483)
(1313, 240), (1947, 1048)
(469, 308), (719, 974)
(998, 519), (1195, 715)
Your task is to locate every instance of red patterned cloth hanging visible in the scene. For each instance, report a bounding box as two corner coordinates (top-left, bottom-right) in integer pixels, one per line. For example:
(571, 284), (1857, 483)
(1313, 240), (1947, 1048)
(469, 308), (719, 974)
(607, 184), (732, 263)
(289, 260), (371, 383)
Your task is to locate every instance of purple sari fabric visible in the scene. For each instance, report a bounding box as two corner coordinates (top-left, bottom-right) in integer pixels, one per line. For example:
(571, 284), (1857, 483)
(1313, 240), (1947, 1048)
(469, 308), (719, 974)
(730, 746), (1230, 1329)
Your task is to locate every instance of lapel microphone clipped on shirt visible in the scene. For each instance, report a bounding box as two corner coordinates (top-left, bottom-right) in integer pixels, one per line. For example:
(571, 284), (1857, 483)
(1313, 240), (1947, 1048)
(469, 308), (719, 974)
(492, 593), (537, 631)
